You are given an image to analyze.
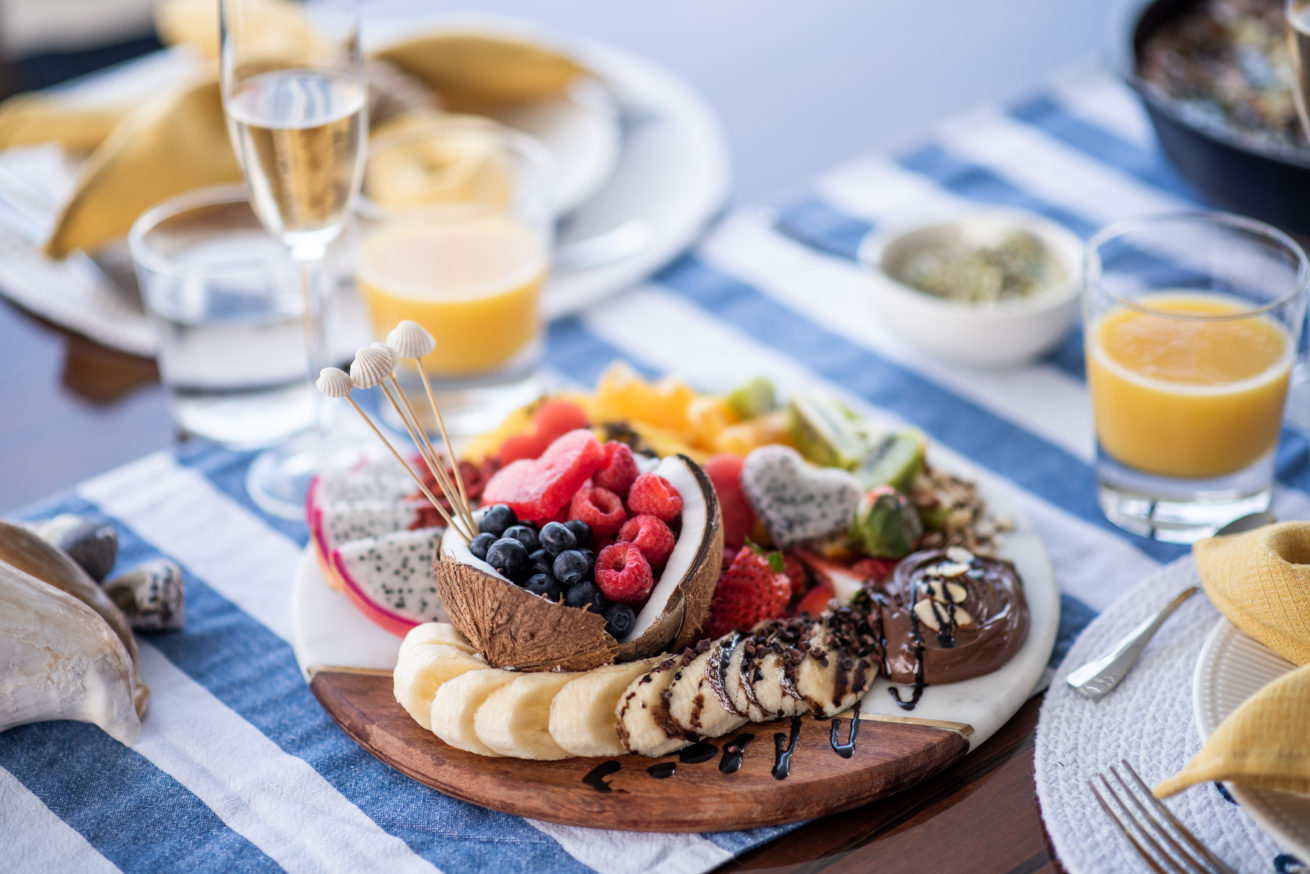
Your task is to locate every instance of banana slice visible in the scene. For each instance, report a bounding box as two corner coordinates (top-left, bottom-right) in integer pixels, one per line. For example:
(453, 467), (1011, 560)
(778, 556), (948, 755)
(747, 648), (810, 721)
(393, 643), (486, 730)
(429, 668), (517, 756)
(549, 659), (658, 757)
(398, 622), (476, 661)
(475, 671), (578, 760)
(616, 655), (690, 757)
(793, 628), (875, 717)
(666, 643), (748, 740)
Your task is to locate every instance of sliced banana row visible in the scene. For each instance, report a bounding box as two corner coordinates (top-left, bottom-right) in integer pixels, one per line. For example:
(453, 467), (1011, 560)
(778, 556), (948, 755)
(395, 618), (875, 761)
(394, 622), (656, 759)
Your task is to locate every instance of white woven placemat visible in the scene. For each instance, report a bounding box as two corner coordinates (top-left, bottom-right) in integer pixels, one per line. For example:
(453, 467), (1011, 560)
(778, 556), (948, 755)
(1036, 556), (1293, 873)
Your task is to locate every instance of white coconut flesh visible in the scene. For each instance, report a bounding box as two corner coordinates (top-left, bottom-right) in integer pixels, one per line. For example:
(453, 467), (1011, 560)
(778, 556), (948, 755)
(441, 507), (509, 583)
(627, 455), (707, 642)
(440, 456), (710, 645)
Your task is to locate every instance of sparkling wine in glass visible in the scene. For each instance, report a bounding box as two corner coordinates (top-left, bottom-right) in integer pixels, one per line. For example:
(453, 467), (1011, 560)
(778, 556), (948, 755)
(219, 0), (367, 517)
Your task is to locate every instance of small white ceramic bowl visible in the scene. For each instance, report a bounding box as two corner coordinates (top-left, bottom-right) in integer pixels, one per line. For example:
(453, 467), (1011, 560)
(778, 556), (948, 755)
(858, 210), (1084, 368)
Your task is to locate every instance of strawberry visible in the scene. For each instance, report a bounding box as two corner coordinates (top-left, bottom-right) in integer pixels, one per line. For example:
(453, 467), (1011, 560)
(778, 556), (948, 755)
(703, 545), (792, 639)
(795, 586), (834, 617)
(781, 551), (808, 599)
(851, 557), (899, 584)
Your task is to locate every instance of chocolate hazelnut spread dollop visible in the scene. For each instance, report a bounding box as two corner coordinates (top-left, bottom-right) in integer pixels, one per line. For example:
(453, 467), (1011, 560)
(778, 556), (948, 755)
(879, 547), (1029, 687)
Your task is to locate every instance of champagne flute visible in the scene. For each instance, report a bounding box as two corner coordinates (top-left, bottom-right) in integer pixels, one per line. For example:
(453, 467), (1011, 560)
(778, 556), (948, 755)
(219, 0), (368, 517)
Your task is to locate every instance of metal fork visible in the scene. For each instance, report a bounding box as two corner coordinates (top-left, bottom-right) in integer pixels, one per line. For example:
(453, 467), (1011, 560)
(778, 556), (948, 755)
(1088, 759), (1237, 873)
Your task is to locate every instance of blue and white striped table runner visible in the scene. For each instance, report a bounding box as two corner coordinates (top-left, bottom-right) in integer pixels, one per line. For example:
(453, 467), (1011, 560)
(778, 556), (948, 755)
(6, 70), (1308, 873)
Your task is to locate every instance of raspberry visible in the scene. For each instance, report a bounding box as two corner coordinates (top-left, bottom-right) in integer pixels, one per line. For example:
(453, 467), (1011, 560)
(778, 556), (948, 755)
(594, 442), (640, 495)
(626, 473), (682, 522)
(568, 486), (627, 537)
(594, 543), (654, 606)
(617, 514), (676, 569)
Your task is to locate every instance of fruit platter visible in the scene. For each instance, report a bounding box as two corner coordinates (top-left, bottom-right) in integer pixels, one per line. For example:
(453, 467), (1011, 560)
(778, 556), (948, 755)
(292, 358), (1058, 831)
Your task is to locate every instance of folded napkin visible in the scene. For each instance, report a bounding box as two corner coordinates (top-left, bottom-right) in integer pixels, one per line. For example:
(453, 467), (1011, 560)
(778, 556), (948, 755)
(1155, 523), (1310, 798)
(1193, 522), (1310, 666)
(44, 77), (241, 258)
(1156, 663), (1310, 797)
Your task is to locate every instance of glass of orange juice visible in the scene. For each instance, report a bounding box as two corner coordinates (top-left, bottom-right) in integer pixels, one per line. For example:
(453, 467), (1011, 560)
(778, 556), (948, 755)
(355, 118), (553, 434)
(1085, 212), (1308, 542)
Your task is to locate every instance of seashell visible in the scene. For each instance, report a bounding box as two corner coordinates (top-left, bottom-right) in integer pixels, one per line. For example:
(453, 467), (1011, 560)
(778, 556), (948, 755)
(104, 559), (185, 632)
(0, 519), (148, 717)
(316, 367), (354, 399)
(387, 320), (436, 360)
(0, 558), (142, 744)
(350, 344), (398, 389)
(27, 513), (118, 582)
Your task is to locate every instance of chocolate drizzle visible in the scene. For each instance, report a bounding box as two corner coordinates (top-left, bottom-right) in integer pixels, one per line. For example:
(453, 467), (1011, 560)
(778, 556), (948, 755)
(647, 762), (676, 779)
(678, 741), (718, 764)
(583, 760), (621, 792)
(829, 712), (860, 758)
(772, 716), (802, 780)
(719, 733), (755, 774)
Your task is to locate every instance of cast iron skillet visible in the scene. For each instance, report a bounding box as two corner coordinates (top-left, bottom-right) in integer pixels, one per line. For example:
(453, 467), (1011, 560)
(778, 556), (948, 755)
(1127, 0), (1310, 234)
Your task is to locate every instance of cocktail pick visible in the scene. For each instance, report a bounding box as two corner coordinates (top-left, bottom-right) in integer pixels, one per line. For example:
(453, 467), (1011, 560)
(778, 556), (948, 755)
(314, 367), (468, 543)
(361, 341), (476, 534)
(350, 345), (475, 540)
(387, 320), (474, 528)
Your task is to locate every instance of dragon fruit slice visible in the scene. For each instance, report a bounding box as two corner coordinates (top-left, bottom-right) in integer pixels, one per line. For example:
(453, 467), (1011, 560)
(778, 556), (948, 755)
(312, 499), (427, 561)
(330, 528), (448, 637)
(741, 445), (862, 548)
(312, 468), (415, 506)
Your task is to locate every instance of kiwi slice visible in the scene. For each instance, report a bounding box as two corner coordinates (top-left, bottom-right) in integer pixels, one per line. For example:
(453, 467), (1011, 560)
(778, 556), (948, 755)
(725, 377), (777, 419)
(787, 395), (866, 470)
(854, 430), (926, 490)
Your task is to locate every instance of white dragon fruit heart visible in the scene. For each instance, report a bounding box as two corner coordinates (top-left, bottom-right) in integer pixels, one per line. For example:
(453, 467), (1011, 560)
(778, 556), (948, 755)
(741, 445), (862, 548)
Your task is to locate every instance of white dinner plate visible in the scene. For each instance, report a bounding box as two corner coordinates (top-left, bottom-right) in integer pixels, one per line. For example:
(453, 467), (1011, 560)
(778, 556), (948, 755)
(1193, 618), (1310, 858)
(291, 449), (1059, 755)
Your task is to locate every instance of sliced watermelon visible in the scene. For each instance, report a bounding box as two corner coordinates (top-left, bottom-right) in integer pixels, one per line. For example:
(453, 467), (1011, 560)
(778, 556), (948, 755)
(702, 453), (756, 549)
(481, 429), (605, 523)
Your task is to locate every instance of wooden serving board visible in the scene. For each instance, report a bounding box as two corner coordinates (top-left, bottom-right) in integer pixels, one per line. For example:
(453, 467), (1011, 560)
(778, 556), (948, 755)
(310, 668), (972, 832)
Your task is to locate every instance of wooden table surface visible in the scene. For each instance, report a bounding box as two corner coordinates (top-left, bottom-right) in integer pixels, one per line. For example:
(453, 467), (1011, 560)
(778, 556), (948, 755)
(0, 296), (1065, 872)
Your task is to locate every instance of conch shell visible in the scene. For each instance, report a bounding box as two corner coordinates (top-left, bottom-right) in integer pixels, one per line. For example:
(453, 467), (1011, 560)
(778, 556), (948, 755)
(0, 519), (149, 719)
(0, 560), (143, 744)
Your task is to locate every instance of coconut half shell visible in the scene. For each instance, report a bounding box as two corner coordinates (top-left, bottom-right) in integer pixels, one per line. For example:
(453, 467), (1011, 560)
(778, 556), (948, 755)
(433, 454), (723, 672)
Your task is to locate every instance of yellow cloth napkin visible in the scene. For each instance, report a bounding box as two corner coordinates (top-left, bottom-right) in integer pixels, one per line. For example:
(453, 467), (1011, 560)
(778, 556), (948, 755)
(44, 77), (241, 258)
(1193, 522), (1310, 666)
(1156, 663), (1310, 798)
(0, 95), (131, 151)
(1154, 522), (1310, 799)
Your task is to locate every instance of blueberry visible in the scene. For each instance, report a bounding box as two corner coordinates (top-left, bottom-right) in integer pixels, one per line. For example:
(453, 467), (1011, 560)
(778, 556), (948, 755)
(577, 548), (596, 576)
(479, 504), (517, 537)
(529, 548), (554, 575)
(523, 573), (562, 601)
(502, 524), (540, 553)
(604, 603), (636, 638)
(538, 521), (577, 556)
(564, 580), (605, 612)
(564, 519), (593, 548)
(486, 537), (530, 581)
(469, 532), (497, 561)
(553, 549), (590, 586)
